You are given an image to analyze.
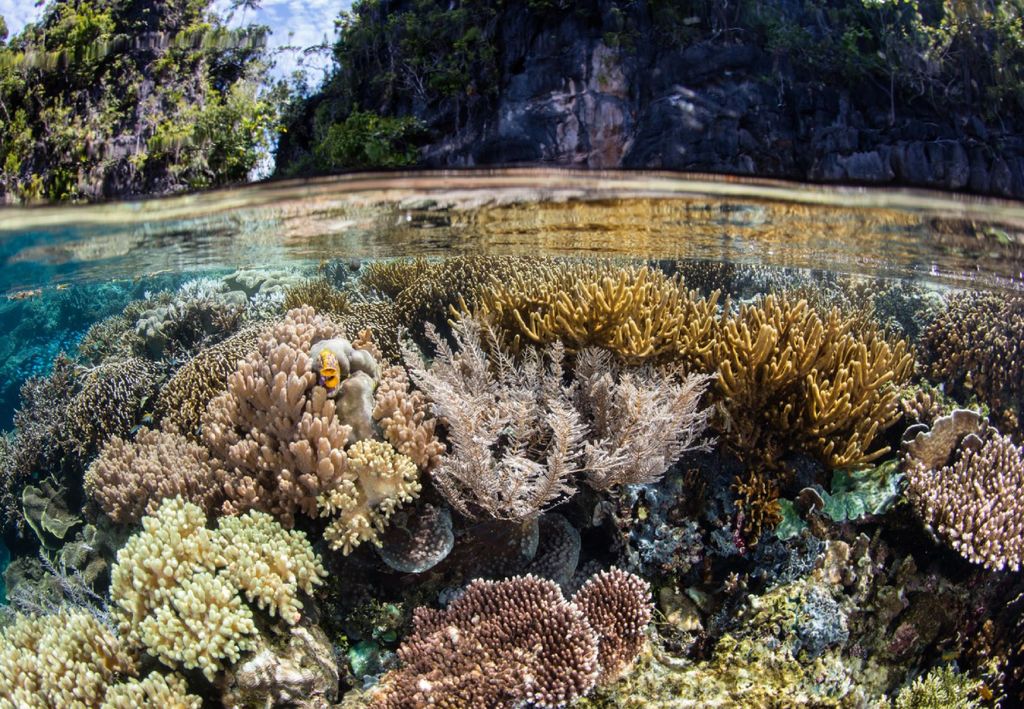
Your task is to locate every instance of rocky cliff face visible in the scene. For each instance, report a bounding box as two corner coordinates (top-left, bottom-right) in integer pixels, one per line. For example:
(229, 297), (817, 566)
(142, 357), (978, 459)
(279, 0), (1024, 198)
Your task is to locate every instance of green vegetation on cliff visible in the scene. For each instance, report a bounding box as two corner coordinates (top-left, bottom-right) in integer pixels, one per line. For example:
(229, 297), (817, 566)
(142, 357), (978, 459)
(0, 0), (283, 202)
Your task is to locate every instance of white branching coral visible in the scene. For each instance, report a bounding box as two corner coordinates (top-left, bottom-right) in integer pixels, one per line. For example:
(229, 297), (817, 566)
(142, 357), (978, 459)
(0, 609), (135, 708)
(318, 439), (422, 554)
(101, 672), (201, 708)
(405, 316), (714, 521)
(110, 497), (326, 680)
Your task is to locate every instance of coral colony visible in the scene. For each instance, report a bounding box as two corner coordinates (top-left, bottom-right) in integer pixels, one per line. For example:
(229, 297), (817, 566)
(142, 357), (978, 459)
(0, 257), (1023, 707)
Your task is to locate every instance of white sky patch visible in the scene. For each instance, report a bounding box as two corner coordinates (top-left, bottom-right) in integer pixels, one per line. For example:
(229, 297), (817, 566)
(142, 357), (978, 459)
(0, 1), (45, 34)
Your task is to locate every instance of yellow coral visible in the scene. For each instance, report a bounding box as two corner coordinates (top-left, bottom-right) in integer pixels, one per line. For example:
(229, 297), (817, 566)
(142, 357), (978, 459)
(318, 439), (421, 554)
(101, 672), (201, 708)
(0, 610), (136, 708)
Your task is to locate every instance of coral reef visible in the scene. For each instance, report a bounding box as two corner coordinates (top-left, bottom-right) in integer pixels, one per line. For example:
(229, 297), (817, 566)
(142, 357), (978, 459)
(284, 278), (352, 316)
(110, 497), (326, 680)
(376, 503), (455, 573)
(373, 363), (445, 471)
(370, 570), (652, 708)
(923, 291), (1024, 436)
(101, 672), (202, 708)
(340, 302), (403, 363)
(85, 427), (226, 524)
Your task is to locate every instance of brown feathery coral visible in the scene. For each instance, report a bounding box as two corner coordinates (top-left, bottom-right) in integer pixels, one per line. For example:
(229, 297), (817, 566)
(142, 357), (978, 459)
(154, 326), (262, 438)
(707, 295), (915, 469)
(202, 307), (350, 526)
(923, 291), (1024, 437)
(571, 568), (653, 686)
(905, 429), (1024, 571)
(369, 575), (600, 709)
(85, 427), (226, 524)
(283, 278), (351, 316)
(467, 262), (720, 367)
(64, 357), (164, 459)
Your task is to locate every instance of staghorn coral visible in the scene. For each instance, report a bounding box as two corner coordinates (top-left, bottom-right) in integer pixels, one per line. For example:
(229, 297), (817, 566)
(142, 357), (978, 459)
(357, 258), (432, 299)
(405, 316), (712, 520)
(284, 278), (352, 316)
(65, 357), (164, 460)
(905, 430), (1024, 572)
(370, 570), (653, 708)
(341, 301), (403, 363)
(373, 362), (445, 471)
(707, 295), (915, 469)
(467, 262), (719, 367)
(317, 439), (421, 555)
(101, 672), (201, 708)
(923, 291), (1024, 436)
(85, 427), (227, 524)
(110, 497), (326, 680)
(572, 568), (653, 686)
(0, 609), (136, 708)
(154, 325), (262, 437)
(202, 307), (350, 526)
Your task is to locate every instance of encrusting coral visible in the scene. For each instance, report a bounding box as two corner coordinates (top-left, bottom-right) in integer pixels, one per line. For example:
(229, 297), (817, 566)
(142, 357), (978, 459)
(405, 316), (713, 520)
(110, 497), (326, 680)
(85, 426), (227, 524)
(369, 569), (653, 708)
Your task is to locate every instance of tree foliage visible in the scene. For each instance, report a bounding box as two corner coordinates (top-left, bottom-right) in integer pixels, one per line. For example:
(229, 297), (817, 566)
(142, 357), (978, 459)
(0, 0), (283, 202)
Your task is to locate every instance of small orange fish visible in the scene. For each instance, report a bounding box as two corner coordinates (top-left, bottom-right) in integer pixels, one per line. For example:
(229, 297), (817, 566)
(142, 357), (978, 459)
(318, 349), (341, 391)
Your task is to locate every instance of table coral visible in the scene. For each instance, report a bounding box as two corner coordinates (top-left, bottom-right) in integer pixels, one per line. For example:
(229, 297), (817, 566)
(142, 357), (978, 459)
(110, 497), (326, 681)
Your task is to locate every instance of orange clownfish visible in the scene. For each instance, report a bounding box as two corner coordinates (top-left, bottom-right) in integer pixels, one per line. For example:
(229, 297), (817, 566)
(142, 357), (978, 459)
(318, 349), (342, 391)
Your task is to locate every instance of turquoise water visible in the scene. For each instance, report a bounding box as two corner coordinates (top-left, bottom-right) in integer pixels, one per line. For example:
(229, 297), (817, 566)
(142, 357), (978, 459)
(0, 171), (1022, 707)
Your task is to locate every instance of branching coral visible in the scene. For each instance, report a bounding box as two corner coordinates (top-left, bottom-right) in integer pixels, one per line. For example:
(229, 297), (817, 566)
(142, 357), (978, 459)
(405, 317), (712, 520)
(202, 307), (352, 526)
(905, 429), (1024, 571)
(85, 427), (227, 524)
(357, 258), (432, 299)
(110, 497), (326, 680)
(154, 326), (262, 437)
(341, 302), (403, 363)
(373, 362), (445, 471)
(317, 439), (421, 555)
(283, 278), (351, 316)
(923, 291), (1024, 436)
(0, 609), (136, 708)
(65, 357), (164, 459)
(370, 570), (652, 708)
(706, 295), (915, 469)
(101, 672), (201, 708)
(467, 262), (719, 367)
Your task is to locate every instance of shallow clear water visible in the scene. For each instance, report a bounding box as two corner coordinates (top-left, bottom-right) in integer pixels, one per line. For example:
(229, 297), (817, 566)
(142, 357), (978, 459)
(1, 170), (1023, 706)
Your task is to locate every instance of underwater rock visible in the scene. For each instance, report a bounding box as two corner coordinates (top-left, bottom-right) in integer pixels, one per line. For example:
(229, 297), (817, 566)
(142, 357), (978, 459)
(376, 503), (454, 574)
(220, 621), (339, 709)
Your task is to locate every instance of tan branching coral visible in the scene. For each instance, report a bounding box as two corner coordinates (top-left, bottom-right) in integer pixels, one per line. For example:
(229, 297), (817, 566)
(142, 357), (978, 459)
(101, 672), (201, 708)
(370, 570), (653, 708)
(341, 302), (403, 363)
(283, 278), (351, 316)
(468, 263), (720, 367)
(110, 497), (326, 680)
(85, 427), (227, 524)
(0, 609), (136, 708)
(405, 317), (712, 520)
(317, 439), (421, 555)
(572, 568), (653, 686)
(358, 258), (432, 299)
(154, 326), (262, 437)
(732, 469), (784, 547)
(373, 363), (445, 471)
(202, 307), (350, 526)
(707, 295), (915, 469)
(370, 575), (600, 709)
(923, 291), (1024, 436)
(905, 430), (1024, 572)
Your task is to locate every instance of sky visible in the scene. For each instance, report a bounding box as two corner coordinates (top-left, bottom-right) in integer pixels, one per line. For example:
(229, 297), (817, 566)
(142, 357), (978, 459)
(0, 0), (348, 84)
